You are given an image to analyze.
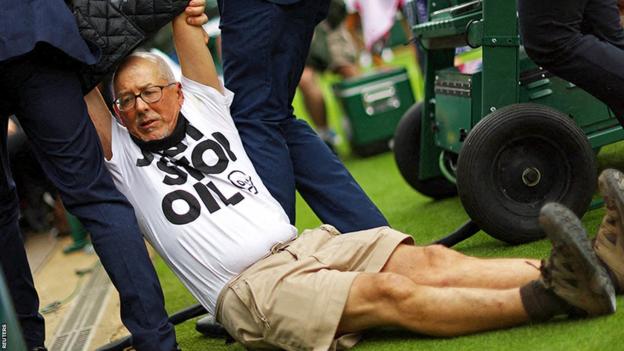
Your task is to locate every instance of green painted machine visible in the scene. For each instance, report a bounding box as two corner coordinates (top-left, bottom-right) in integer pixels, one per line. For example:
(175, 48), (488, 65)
(394, 0), (624, 244)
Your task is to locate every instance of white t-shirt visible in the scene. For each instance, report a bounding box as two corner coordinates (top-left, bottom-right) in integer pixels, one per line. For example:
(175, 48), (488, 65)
(105, 76), (297, 314)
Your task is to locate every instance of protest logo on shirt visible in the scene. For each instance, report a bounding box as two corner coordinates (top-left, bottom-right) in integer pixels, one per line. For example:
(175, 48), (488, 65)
(135, 123), (256, 225)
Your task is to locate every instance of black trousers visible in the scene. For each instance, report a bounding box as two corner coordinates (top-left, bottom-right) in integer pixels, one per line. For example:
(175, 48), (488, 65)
(518, 0), (624, 122)
(218, 0), (389, 231)
(0, 50), (176, 350)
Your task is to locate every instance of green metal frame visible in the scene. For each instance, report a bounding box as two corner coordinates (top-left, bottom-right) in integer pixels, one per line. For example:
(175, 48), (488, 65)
(480, 0), (518, 114)
(411, 0), (623, 183)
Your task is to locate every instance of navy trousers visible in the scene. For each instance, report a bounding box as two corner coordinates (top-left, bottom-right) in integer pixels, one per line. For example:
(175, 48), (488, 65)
(218, 0), (389, 232)
(518, 0), (624, 122)
(0, 50), (176, 350)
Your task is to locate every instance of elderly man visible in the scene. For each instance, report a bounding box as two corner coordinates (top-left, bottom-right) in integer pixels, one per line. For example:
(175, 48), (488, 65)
(84, 5), (620, 350)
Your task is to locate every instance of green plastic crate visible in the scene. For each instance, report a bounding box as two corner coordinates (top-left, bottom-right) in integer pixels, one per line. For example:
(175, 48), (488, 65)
(333, 67), (415, 155)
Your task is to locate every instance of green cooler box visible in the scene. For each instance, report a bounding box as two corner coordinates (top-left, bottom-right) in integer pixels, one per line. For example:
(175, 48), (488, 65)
(333, 67), (415, 156)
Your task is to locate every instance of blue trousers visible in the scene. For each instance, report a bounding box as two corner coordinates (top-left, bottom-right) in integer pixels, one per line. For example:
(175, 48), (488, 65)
(218, 0), (389, 232)
(0, 50), (176, 350)
(518, 0), (624, 122)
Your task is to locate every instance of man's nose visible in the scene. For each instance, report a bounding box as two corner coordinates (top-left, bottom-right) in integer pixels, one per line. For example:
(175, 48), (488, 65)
(135, 96), (151, 110)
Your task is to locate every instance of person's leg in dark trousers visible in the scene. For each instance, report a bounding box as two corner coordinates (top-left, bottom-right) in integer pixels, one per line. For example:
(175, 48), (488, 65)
(284, 119), (388, 230)
(219, 0), (388, 231)
(0, 113), (44, 349)
(0, 52), (177, 351)
(519, 0), (624, 121)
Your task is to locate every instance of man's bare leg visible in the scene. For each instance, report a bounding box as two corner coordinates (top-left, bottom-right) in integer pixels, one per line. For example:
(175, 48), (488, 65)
(337, 204), (616, 338)
(337, 272), (529, 337)
(382, 244), (541, 289)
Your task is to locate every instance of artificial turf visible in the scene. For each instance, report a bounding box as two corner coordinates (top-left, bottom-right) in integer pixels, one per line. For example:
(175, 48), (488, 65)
(152, 47), (624, 350)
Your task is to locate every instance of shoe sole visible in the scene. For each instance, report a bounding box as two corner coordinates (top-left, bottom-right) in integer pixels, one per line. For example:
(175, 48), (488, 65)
(195, 314), (229, 337)
(539, 203), (617, 315)
(599, 169), (624, 228)
(597, 168), (624, 291)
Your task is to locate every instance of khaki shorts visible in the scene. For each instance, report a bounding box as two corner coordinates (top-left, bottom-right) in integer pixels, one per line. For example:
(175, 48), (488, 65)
(216, 225), (413, 351)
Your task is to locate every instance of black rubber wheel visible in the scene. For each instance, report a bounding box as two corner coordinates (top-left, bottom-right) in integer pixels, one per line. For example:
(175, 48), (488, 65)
(393, 102), (457, 199)
(456, 103), (596, 244)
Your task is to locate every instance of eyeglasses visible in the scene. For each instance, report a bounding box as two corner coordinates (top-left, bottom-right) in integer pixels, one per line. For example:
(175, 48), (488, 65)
(114, 82), (177, 111)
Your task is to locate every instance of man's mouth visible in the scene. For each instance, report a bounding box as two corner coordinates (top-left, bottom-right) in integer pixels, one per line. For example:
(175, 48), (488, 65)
(139, 119), (157, 130)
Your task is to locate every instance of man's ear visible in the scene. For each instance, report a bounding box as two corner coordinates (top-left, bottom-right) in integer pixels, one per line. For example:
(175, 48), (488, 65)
(177, 83), (185, 106)
(112, 104), (127, 127)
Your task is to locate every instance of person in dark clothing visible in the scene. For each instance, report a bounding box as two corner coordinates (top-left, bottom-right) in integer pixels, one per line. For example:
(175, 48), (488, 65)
(0, 0), (204, 349)
(217, 0), (389, 233)
(518, 0), (624, 123)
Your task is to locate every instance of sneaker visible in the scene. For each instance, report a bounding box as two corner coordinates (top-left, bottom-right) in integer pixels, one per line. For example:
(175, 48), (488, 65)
(539, 203), (616, 316)
(594, 168), (624, 292)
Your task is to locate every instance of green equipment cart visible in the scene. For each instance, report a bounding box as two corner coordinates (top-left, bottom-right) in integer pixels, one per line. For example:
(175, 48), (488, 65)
(394, 0), (624, 244)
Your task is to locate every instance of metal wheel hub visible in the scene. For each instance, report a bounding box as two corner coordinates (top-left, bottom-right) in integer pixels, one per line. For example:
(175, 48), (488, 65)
(522, 167), (542, 187)
(493, 136), (570, 215)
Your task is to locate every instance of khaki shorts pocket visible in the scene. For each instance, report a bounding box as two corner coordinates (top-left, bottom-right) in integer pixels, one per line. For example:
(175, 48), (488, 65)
(231, 279), (271, 333)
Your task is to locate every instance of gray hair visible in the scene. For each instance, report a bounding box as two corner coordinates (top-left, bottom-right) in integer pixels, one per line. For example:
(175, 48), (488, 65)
(112, 51), (176, 96)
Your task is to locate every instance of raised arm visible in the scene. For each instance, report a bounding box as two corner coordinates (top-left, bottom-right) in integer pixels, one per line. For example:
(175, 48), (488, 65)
(84, 87), (113, 159)
(173, 0), (222, 93)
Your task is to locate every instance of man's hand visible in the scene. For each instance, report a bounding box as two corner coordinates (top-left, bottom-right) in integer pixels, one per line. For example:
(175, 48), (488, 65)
(185, 0), (208, 27)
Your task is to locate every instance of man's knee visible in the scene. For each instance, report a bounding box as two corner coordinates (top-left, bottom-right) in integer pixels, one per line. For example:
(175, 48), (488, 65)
(521, 30), (558, 66)
(519, 14), (581, 68)
(364, 273), (433, 322)
(370, 273), (416, 303)
(384, 244), (468, 276)
(340, 273), (418, 334)
(421, 244), (467, 269)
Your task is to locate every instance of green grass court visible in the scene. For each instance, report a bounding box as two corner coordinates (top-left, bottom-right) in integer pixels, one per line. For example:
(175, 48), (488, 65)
(155, 47), (624, 350)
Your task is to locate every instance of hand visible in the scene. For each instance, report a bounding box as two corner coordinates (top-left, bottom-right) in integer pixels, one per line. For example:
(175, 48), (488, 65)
(186, 0), (208, 27)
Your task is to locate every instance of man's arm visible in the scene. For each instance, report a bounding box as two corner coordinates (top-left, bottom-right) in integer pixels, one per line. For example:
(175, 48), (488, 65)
(84, 88), (113, 160)
(173, 0), (223, 93)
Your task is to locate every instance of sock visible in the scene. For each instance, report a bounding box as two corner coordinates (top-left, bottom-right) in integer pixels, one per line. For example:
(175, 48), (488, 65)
(520, 280), (572, 322)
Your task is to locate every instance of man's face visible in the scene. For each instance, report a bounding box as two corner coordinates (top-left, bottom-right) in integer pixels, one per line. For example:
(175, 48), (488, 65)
(114, 60), (183, 142)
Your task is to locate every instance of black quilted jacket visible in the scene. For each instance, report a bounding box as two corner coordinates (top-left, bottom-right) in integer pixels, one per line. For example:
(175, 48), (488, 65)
(68, 0), (189, 92)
